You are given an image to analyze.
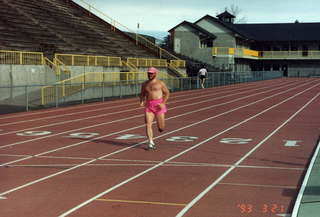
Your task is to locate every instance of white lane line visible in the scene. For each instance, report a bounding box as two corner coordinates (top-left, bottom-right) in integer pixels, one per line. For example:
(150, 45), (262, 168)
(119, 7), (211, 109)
(0, 80), (288, 135)
(0, 196), (7, 199)
(1, 80), (314, 166)
(57, 84), (320, 217)
(0, 82), (317, 201)
(291, 139), (320, 217)
(174, 91), (320, 217)
(0, 80), (309, 150)
(6, 163), (304, 171)
(0, 82), (261, 127)
(0, 80), (264, 121)
(219, 182), (297, 189)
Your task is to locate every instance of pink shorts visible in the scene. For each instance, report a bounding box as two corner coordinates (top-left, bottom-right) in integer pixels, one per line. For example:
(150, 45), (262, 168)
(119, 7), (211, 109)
(145, 98), (167, 115)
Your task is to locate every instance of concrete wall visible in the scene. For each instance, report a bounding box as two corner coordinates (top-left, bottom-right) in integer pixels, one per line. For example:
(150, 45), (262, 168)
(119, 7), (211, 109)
(68, 66), (123, 77)
(0, 64), (56, 101)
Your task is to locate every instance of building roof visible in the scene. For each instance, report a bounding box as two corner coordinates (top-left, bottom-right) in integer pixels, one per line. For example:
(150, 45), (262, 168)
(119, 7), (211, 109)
(233, 22), (320, 41)
(168, 21), (216, 39)
(195, 15), (250, 39)
(171, 14), (320, 42)
(216, 11), (235, 19)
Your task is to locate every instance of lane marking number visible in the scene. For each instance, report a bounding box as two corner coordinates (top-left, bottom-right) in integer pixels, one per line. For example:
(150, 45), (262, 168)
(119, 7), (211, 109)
(283, 140), (301, 147)
(220, 138), (253, 144)
(166, 136), (198, 142)
(16, 131), (52, 136)
(116, 134), (146, 140)
(65, 133), (99, 139)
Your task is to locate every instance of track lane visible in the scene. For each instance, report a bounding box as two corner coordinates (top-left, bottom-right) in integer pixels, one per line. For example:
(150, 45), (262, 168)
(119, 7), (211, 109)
(0, 80), (267, 125)
(0, 79), (284, 122)
(0, 79), (303, 151)
(0, 78), (318, 217)
(56, 82), (320, 217)
(0, 80), (290, 135)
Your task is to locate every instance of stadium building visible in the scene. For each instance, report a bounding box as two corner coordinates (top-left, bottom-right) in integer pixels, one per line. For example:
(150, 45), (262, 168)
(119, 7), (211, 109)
(169, 11), (320, 77)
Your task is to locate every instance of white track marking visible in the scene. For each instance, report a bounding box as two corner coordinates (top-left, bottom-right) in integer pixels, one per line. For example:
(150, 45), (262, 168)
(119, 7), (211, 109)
(220, 182), (297, 189)
(0, 81), (291, 136)
(0, 80), (311, 150)
(7, 163), (303, 171)
(1, 80), (316, 166)
(174, 91), (320, 217)
(0, 82), (264, 127)
(0, 81), (317, 165)
(291, 139), (320, 217)
(0, 82), (318, 201)
(53, 85), (319, 216)
(0, 80), (267, 121)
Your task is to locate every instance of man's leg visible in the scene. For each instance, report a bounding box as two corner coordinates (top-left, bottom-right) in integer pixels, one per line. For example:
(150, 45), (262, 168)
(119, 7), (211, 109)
(145, 112), (155, 146)
(155, 113), (165, 132)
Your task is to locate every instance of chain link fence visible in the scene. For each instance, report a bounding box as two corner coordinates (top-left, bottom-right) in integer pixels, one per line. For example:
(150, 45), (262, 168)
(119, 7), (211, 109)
(0, 71), (283, 114)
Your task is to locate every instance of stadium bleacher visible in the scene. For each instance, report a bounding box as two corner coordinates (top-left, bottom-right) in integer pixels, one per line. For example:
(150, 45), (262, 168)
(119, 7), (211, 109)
(0, 0), (159, 58)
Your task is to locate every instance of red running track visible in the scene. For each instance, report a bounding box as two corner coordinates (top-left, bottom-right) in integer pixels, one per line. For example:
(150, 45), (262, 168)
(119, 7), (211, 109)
(0, 77), (319, 217)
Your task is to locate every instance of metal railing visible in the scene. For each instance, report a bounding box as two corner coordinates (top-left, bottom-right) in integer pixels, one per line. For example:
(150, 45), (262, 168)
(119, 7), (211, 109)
(127, 58), (168, 68)
(1, 71), (284, 114)
(212, 47), (320, 59)
(0, 50), (44, 65)
(55, 53), (122, 66)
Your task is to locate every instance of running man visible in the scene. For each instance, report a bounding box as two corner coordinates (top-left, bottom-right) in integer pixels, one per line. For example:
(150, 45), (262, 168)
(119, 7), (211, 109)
(198, 66), (208, 88)
(140, 67), (170, 150)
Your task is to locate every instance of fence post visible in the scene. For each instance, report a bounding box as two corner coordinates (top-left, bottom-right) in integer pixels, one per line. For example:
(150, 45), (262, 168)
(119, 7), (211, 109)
(55, 84), (59, 108)
(25, 85), (29, 112)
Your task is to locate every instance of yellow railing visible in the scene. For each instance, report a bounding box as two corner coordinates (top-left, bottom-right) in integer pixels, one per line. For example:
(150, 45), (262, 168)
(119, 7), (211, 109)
(55, 54), (122, 66)
(169, 60), (186, 68)
(0, 50), (44, 65)
(44, 57), (61, 76)
(212, 47), (320, 59)
(242, 48), (259, 57)
(122, 60), (138, 72)
(213, 47), (259, 58)
(41, 70), (179, 105)
(127, 58), (168, 68)
(41, 71), (145, 104)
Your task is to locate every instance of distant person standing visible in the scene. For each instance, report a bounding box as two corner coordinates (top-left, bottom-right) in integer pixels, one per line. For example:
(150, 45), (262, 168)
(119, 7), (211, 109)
(140, 67), (170, 150)
(198, 66), (208, 88)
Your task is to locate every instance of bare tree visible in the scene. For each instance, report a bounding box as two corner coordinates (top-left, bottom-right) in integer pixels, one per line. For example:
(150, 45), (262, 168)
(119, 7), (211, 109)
(220, 4), (247, 23)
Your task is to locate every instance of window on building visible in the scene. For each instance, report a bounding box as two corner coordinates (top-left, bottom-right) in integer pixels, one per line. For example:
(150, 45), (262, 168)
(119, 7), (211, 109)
(200, 39), (213, 48)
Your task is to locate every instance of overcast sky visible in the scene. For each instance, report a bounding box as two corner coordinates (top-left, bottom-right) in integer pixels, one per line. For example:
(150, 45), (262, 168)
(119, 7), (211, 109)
(77, 0), (318, 38)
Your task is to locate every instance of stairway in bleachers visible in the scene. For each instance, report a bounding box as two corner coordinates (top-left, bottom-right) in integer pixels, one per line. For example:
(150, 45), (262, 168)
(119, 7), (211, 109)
(0, 0), (157, 58)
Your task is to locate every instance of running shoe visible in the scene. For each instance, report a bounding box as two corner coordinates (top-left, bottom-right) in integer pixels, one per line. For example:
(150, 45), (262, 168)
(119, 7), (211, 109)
(147, 141), (156, 150)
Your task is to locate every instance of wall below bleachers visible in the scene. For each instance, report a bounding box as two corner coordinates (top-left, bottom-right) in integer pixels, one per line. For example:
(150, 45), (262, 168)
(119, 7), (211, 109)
(0, 65), (56, 101)
(68, 66), (123, 77)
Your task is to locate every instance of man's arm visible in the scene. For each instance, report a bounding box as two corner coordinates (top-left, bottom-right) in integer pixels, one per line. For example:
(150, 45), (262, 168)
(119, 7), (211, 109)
(161, 81), (170, 104)
(140, 82), (146, 106)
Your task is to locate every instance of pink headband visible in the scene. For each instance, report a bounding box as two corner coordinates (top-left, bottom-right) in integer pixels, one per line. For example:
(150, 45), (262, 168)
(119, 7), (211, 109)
(147, 67), (158, 74)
